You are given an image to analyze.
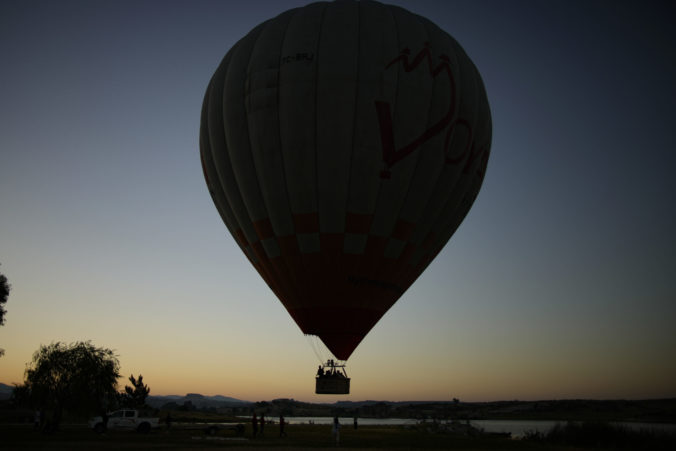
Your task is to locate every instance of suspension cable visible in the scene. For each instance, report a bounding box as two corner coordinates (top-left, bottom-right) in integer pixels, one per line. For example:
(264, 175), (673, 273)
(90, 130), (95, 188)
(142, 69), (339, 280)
(305, 334), (326, 365)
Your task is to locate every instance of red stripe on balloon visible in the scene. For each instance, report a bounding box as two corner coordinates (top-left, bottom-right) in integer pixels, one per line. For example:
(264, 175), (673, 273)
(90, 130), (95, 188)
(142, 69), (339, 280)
(277, 234), (300, 256)
(391, 219), (415, 241)
(234, 229), (248, 247)
(250, 242), (283, 300)
(289, 306), (390, 361)
(293, 213), (320, 233)
(345, 212), (373, 234)
(421, 232), (436, 250)
(269, 254), (304, 311)
(253, 218), (274, 240)
(361, 236), (387, 280)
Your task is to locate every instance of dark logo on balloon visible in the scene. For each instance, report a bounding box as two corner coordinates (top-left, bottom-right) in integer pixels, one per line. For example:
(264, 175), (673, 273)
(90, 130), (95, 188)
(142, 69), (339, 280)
(375, 43), (486, 180)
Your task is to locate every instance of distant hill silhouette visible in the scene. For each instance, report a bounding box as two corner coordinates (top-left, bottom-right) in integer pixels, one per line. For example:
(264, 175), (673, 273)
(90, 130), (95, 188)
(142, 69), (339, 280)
(146, 393), (250, 409)
(145, 396), (676, 423)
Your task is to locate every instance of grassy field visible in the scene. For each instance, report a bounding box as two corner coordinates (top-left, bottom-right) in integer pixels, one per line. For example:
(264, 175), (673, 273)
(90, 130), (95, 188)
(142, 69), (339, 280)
(0, 422), (593, 450)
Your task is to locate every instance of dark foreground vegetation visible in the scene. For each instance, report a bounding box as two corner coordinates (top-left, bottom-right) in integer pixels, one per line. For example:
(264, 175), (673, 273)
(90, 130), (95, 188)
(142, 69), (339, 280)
(524, 420), (676, 450)
(2, 420), (675, 450)
(0, 422), (570, 450)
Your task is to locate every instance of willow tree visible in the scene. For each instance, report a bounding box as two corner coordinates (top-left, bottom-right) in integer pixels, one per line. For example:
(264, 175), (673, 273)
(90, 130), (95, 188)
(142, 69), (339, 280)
(23, 341), (120, 427)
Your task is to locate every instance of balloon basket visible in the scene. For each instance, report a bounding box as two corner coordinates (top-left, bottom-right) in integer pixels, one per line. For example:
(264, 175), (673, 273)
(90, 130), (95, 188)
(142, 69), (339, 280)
(315, 360), (350, 394)
(316, 377), (350, 395)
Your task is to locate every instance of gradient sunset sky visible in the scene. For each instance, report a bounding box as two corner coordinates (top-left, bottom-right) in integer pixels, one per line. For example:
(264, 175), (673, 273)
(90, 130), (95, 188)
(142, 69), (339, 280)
(1, 0), (675, 403)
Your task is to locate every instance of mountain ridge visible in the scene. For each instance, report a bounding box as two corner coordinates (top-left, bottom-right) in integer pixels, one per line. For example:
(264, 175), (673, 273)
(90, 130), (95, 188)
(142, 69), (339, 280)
(146, 393), (250, 409)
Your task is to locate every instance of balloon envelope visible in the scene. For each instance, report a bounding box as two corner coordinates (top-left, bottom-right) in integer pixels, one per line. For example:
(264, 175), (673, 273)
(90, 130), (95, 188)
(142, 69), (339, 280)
(200, 0), (491, 360)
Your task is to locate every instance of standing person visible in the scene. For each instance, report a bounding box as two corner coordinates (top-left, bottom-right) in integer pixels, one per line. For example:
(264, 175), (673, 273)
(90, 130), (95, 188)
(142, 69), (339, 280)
(165, 412), (172, 432)
(34, 410), (41, 429)
(353, 416), (358, 430)
(279, 414), (286, 437)
(259, 413), (265, 436)
(332, 416), (341, 445)
(252, 413), (258, 437)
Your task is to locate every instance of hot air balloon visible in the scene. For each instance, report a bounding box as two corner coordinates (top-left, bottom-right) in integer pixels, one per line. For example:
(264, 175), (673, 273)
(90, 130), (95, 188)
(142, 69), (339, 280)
(200, 0), (491, 394)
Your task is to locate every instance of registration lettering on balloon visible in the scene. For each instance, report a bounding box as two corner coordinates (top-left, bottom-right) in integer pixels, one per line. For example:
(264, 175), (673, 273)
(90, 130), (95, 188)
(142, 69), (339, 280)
(375, 42), (484, 180)
(281, 52), (315, 65)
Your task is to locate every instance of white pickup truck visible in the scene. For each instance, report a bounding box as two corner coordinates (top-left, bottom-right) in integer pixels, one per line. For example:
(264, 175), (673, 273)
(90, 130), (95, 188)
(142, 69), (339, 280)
(88, 409), (160, 433)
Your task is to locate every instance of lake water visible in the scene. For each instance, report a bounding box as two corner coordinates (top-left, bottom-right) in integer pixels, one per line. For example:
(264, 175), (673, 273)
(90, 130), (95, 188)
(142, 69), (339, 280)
(282, 417), (676, 438)
(285, 416), (416, 426)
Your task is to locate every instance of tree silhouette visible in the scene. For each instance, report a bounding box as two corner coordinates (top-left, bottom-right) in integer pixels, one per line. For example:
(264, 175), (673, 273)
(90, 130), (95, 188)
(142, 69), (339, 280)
(20, 341), (120, 429)
(119, 374), (151, 408)
(0, 264), (10, 357)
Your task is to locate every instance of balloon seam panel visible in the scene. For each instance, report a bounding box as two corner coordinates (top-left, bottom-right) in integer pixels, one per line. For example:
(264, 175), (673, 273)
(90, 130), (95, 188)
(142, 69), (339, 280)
(406, 26), (466, 253)
(366, 2), (399, 238)
(344, 0), (362, 236)
(313, 3), (329, 236)
(244, 17), (281, 232)
(385, 11), (433, 261)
